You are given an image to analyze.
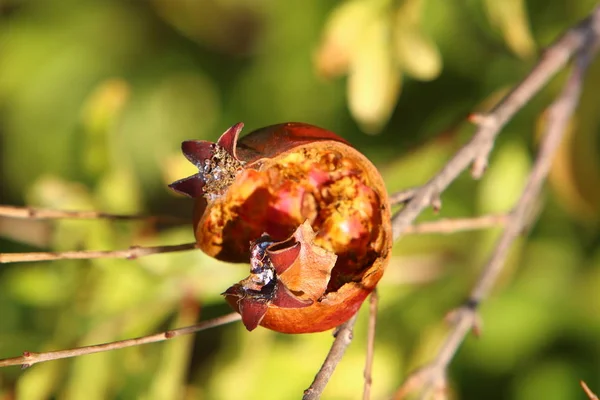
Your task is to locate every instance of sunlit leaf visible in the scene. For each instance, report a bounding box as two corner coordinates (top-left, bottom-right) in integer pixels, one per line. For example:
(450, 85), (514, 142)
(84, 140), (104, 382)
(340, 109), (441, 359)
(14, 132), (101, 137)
(80, 79), (130, 179)
(348, 16), (402, 134)
(394, 3), (442, 81)
(314, 0), (376, 78)
(96, 167), (142, 216)
(484, 0), (536, 58)
(477, 140), (531, 214)
(394, 23), (442, 81)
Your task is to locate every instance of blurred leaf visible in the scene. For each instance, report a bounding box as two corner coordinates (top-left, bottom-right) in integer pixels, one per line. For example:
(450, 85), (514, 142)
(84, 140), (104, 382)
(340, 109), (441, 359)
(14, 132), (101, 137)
(483, 0), (536, 58)
(314, 0), (376, 78)
(26, 177), (94, 211)
(228, 0), (342, 128)
(516, 238), (580, 304)
(348, 15), (402, 134)
(95, 167), (142, 215)
(394, 23), (442, 81)
(512, 360), (582, 400)
(573, 247), (600, 335)
(81, 79), (130, 135)
(465, 292), (559, 373)
(64, 341), (112, 400)
(544, 60), (600, 223)
(80, 78), (130, 180)
(381, 136), (455, 194)
(543, 115), (599, 221)
(0, 1), (150, 196)
(477, 140), (531, 214)
(152, 0), (262, 55)
(147, 297), (198, 400)
(118, 71), (221, 192)
(4, 265), (72, 307)
(16, 361), (64, 400)
(394, 0), (442, 81)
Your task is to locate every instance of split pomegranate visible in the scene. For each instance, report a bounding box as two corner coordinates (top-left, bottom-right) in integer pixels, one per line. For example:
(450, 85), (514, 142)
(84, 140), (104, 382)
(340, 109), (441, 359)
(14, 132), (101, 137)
(170, 122), (391, 333)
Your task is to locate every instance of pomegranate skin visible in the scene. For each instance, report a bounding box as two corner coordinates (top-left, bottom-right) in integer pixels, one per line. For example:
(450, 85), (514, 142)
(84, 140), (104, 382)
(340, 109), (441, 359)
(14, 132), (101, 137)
(170, 122), (391, 333)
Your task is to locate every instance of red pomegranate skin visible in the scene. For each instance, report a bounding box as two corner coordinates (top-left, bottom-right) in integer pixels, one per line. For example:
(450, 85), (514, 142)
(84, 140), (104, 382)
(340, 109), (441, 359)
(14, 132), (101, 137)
(170, 122), (391, 333)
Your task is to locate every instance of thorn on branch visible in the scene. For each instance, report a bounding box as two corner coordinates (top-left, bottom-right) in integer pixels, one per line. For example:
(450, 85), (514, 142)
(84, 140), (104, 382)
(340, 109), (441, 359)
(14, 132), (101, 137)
(126, 246), (140, 260)
(464, 297), (480, 310)
(467, 113), (487, 125)
(332, 325), (342, 338)
(431, 194), (442, 214)
(470, 157), (488, 179)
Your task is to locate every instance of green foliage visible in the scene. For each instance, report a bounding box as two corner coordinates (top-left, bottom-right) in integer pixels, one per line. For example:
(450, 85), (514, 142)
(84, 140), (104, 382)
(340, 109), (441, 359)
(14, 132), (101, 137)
(0, 0), (598, 399)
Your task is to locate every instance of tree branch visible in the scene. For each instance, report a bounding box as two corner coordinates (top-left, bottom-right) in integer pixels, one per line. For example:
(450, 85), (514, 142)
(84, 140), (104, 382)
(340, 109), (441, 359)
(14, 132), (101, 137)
(274, 214), (504, 399)
(395, 15), (599, 398)
(302, 314), (359, 400)
(0, 215), (504, 264)
(391, 6), (600, 241)
(307, 6), (600, 399)
(403, 214), (507, 235)
(0, 312), (241, 368)
(0, 242), (198, 263)
(389, 187), (419, 206)
(0, 205), (187, 224)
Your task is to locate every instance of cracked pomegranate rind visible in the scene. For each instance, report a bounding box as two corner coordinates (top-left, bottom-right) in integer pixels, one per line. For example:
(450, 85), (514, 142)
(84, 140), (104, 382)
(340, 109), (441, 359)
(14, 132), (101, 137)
(170, 122), (391, 333)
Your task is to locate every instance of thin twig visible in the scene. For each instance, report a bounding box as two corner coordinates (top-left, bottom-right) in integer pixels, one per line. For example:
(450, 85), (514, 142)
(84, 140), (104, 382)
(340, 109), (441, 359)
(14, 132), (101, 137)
(403, 214), (507, 235)
(0, 312), (241, 368)
(391, 6), (600, 241)
(303, 314), (359, 400)
(0, 215), (503, 264)
(581, 381), (599, 400)
(396, 18), (598, 399)
(0, 205), (187, 224)
(363, 290), (378, 400)
(0, 242), (197, 263)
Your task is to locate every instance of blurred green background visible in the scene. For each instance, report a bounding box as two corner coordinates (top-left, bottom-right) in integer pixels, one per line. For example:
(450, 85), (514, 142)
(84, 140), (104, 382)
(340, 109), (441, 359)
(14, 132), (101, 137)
(0, 0), (599, 399)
